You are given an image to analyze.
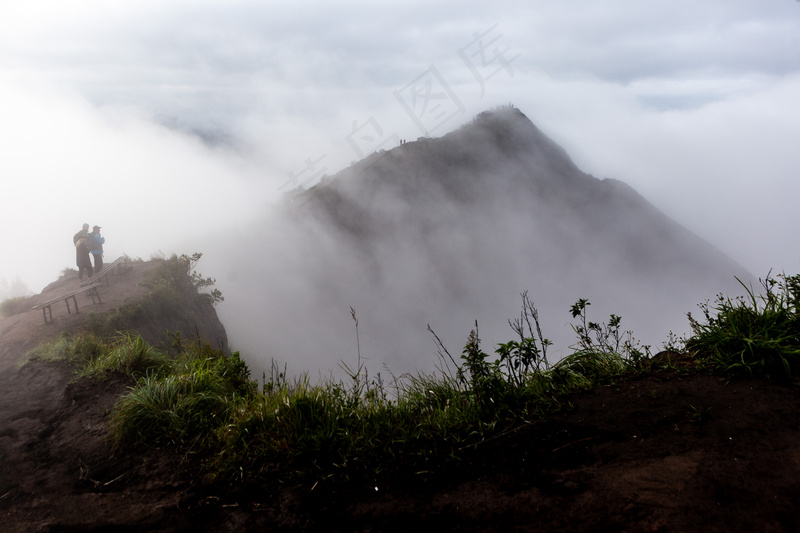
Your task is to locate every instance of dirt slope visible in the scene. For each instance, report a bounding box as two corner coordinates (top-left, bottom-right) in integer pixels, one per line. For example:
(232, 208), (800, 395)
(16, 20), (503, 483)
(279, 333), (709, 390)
(1, 265), (799, 531)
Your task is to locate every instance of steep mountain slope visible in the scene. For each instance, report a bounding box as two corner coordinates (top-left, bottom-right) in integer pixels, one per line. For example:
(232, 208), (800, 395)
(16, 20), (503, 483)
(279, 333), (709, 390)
(212, 107), (751, 377)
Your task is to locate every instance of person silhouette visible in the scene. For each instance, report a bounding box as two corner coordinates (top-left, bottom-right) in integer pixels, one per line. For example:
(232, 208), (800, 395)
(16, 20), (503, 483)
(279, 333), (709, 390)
(75, 237), (93, 280)
(73, 223), (90, 245)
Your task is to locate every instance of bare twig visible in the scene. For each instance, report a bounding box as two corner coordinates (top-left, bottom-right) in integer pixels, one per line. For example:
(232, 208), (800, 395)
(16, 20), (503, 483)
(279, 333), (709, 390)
(427, 324), (458, 371)
(350, 306), (361, 369)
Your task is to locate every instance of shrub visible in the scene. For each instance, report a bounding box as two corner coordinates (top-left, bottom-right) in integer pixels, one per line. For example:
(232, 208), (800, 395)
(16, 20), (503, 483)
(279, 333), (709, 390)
(143, 253), (223, 306)
(0, 296), (29, 318)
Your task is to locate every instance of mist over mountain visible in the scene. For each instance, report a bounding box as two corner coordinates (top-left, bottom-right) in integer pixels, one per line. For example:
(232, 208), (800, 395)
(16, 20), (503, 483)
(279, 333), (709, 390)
(203, 106), (751, 379)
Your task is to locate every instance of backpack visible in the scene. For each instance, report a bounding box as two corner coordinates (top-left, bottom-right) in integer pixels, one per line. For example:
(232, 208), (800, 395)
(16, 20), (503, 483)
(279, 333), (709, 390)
(88, 234), (100, 252)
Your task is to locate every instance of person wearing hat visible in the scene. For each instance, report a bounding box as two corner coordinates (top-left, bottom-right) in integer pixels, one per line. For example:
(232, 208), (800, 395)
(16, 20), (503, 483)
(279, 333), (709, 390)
(90, 225), (105, 272)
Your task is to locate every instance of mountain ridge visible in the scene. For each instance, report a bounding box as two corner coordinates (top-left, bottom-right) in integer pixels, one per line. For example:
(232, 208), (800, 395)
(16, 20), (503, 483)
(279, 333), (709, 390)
(241, 108), (754, 362)
(295, 105), (746, 282)
(209, 105), (753, 377)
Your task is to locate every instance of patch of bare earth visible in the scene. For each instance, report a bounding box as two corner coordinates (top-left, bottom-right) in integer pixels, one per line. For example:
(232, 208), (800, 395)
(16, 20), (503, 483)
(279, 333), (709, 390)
(0, 261), (160, 377)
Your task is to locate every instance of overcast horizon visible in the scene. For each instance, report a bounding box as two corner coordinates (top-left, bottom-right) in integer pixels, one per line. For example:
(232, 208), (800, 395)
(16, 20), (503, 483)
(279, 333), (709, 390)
(2, 0), (799, 298)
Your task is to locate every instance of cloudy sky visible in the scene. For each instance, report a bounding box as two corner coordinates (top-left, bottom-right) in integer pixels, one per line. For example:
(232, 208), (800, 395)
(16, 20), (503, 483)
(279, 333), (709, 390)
(1, 0), (799, 299)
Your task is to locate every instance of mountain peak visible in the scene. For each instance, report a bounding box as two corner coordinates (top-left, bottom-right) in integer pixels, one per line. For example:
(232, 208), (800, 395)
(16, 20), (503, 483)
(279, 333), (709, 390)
(297, 104), (584, 214)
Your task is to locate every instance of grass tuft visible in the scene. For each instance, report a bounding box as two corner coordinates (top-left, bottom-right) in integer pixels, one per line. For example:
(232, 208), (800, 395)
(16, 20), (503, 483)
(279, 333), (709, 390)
(687, 273), (800, 380)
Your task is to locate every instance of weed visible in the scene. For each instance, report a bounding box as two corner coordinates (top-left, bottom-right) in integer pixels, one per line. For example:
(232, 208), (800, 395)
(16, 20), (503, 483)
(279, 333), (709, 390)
(140, 252), (223, 309)
(497, 291), (552, 386)
(687, 404), (710, 423)
(662, 331), (687, 353)
(569, 299), (650, 366)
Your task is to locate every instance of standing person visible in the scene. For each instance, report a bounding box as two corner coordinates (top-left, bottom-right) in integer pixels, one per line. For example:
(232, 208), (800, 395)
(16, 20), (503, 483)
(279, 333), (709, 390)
(73, 223), (90, 245)
(75, 238), (93, 281)
(90, 225), (105, 273)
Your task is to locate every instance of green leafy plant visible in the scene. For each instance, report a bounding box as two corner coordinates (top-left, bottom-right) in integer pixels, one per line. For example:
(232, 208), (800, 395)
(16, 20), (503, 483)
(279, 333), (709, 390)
(458, 323), (505, 408)
(687, 273), (800, 380)
(569, 299), (650, 366)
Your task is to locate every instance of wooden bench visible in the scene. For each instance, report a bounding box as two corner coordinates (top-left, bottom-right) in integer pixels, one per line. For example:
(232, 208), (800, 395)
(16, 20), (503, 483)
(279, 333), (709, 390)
(80, 256), (129, 288)
(33, 283), (103, 324)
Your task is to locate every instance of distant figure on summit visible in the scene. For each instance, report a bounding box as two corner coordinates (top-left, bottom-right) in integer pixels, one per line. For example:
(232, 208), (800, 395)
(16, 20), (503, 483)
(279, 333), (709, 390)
(73, 223), (90, 245)
(89, 225), (105, 272)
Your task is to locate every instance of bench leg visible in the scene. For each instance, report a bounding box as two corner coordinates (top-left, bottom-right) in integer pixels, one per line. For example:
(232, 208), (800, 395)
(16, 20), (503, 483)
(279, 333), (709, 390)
(89, 287), (102, 304)
(66, 295), (80, 314)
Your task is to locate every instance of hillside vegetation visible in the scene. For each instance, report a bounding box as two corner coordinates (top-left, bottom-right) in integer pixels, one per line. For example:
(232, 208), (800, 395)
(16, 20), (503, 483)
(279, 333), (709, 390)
(22, 259), (800, 486)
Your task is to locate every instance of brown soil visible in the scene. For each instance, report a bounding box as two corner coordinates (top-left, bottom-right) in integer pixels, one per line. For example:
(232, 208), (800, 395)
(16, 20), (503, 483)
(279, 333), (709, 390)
(1, 268), (799, 531)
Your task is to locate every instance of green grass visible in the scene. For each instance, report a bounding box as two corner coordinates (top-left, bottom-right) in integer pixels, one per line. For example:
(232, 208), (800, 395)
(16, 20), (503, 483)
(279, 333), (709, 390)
(20, 290), (670, 485)
(25, 325), (637, 483)
(103, 310), (643, 483)
(78, 332), (173, 379)
(23, 331), (171, 376)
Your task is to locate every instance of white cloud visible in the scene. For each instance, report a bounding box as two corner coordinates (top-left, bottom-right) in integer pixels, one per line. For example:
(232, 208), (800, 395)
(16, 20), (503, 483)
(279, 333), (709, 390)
(1, 0), (799, 375)
(0, 77), (270, 292)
